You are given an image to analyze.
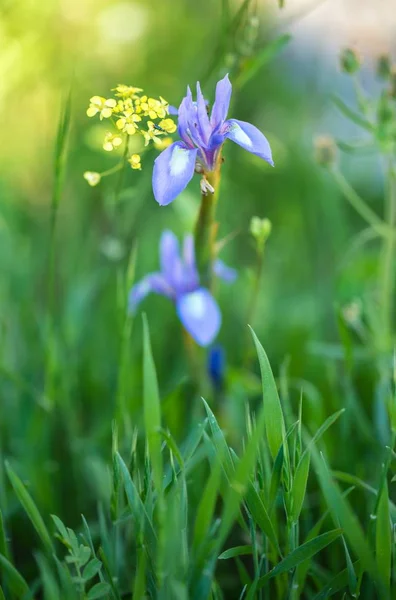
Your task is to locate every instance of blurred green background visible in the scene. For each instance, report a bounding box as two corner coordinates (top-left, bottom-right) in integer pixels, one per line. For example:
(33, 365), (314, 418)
(1, 0), (395, 587)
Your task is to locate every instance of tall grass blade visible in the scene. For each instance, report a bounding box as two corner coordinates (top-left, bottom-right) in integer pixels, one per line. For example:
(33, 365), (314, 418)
(5, 461), (54, 555)
(0, 554), (30, 598)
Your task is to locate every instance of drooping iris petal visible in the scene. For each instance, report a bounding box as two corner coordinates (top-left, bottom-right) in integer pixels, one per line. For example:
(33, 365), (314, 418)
(153, 141), (198, 206)
(128, 272), (173, 312)
(210, 73), (232, 130)
(213, 259), (237, 283)
(182, 234), (200, 291)
(176, 288), (221, 347)
(196, 82), (211, 144)
(224, 119), (274, 165)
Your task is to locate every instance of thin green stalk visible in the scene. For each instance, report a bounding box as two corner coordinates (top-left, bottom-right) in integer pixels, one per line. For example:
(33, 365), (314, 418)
(379, 160), (396, 352)
(194, 153), (223, 286)
(113, 136), (130, 206)
(331, 166), (391, 238)
(44, 93), (71, 408)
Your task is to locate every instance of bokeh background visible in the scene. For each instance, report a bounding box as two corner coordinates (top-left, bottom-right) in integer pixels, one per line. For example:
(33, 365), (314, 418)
(1, 0), (396, 568)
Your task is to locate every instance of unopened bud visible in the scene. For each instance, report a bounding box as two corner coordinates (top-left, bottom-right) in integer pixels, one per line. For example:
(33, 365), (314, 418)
(376, 54), (392, 79)
(250, 217), (272, 246)
(314, 135), (337, 167)
(83, 171), (101, 186)
(340, 48), (361, 75)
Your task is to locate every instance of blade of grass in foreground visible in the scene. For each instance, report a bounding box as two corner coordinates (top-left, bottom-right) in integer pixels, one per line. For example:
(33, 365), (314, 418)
(256, 529), (343, 590)
(142, 314), (163, 493)
(45, 91), (72, 408)
(5, 461), (54, 555)
(0, 554), (30, 599)
(376, 480), (391, 592)
(249, 326), (286, 460)
(311, 450), (385, 596)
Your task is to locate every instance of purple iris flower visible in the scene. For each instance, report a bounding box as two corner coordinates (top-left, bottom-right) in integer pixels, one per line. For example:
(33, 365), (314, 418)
(153, 74), (273, 206)
(129, 230), (236, 346)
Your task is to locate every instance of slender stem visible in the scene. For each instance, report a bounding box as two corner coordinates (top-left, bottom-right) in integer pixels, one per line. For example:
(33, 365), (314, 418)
(379, 159), (396, 352)
(113, 136), (130, 205)
(247, 247), (264, 327)
(331, 166), (391, 237)
(194, 153), (223, 286)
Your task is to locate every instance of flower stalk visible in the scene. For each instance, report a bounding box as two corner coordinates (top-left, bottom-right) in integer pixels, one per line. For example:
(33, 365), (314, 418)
(194, 152), (223, 286)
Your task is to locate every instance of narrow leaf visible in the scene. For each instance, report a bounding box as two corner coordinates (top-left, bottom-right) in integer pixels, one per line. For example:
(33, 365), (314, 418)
(5, 461), (54, 554)
(291, 451), (310, 523)
(257, 529), (342, 589)
(142, 314), (163, 492)
(219, 546), (252, 560)
(0, 553), (30, 598)
(376, 480), (391, 590)
(249, 327), (285, 460)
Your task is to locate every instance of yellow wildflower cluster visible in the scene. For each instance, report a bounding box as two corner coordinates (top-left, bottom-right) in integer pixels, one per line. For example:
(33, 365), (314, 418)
(86, 84), (176, 176)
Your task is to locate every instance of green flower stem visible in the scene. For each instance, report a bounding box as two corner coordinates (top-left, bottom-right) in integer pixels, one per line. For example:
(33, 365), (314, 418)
(331, 166), (391, 237)
(194, 153), (223, 286)
(379, 159), (396, 352)
(113, 136), (130, 204)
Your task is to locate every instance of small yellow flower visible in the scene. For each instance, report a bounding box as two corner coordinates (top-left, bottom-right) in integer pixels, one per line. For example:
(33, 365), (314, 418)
(154, 136), (173, 151)
(116, 112), (142, 135)
(113, 84), (143, 99)
(128, 154), (141, 170)
(158, 118), (177, 134)
(103, 132), (123, 151)
(142, 121), (163, 146)
(87, 96), (117, 119)
(83, 171), (101, 186)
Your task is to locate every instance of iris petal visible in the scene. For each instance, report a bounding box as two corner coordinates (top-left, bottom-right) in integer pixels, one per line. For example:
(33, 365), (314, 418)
(128, 272), (173, 311)
(224, 119), (274, 165)
(176, 288), (221, 347)
(153, 141), (198, 206)
(210, 74), (232, 130)
(213, 259), (237, 283)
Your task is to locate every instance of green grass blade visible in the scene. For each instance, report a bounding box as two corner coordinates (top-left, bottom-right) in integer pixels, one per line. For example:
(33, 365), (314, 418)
(257, 529), (342, 589)
(291, 450), (310, 523)
(269, 444), (284, 511)
(5, 461), (54, 555)
(219, 546), (252, 560)
(236, 34), (291, 89)
(0, 585), (5, 600)
(115, 452), (156, 554)
(36, 553), (60, 600)
(193, 454), (222, 551)
(376, 480), (391, 591)
(0, 553), (30, 598)
(202, 398), (234, 477)
(311, 450), (382, 591)
(332, 95), (374, 131)
(0, 509), (8, 560)
(142, 314), (163, 492)
(312, 561), (360, 600)
(249, 327), (286, 460)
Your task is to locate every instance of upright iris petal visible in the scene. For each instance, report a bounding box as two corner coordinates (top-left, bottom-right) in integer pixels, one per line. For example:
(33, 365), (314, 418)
(153, 141), (198, 206)
(210, 74), (232, 131)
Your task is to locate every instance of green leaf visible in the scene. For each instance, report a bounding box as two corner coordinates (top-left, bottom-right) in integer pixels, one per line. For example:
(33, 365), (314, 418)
(257, 529), (342, 589)
(249, 327), (286, 460)
(142, 314), (163, 492)
(0, 553), (30, 598)
(291, 451), (310, 523)
(132, 547), (147, 600)
(115, 452), (156, 553)
(51, 514), (69, 543)
(219, 546), (252, 560)
(193, 454), (223, 551)
(202, 398), (234, 478)
(376, 480), (391, 590)
(332, 95), (374, 131)
(269, 444), (284, 511)
(5, 461), (54, 554)
(307, 409), (345, 448)
(245, 483), (280, 555)
(312, 561), (360, 599)
(36, 553), (60, 600)
(0, 585), (5, 600)
(87, 581), (111, 599)
(83, 558), (102, 581)
(236, 34), (291, 89)
(0, 509), (8, 559)
(311, 450), (381, 590)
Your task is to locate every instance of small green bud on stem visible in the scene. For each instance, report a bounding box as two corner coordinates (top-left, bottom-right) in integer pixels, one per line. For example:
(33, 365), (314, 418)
(376, 54), (392, 79)
(340, 48), (361, 75)
(250, 216), (272, 251)
(314, 135), (337, 168)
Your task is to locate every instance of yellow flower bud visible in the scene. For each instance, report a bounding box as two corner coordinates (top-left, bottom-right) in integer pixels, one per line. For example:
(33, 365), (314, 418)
(128, 154), (141, 170)
(83, 171), (101, 186)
